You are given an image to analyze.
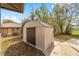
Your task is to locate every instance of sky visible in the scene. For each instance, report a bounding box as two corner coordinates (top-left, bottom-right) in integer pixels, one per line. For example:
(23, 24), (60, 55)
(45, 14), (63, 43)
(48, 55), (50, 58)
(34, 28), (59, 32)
(1, 3), (54, 23)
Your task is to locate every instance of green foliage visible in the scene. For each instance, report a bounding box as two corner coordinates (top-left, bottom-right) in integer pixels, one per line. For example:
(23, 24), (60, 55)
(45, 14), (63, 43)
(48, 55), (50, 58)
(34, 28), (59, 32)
(30, 3), (79, 35)
(35, 4), (49, 23)
(70, 29), (79, 35)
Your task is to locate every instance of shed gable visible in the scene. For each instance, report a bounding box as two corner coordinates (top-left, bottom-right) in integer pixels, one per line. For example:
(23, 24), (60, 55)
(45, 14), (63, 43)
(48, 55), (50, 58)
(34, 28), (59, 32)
(24, 21), (52, 28)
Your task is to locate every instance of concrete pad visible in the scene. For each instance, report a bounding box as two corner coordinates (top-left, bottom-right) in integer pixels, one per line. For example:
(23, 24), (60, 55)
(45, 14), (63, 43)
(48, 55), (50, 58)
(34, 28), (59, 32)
(64, 38), (79, 50)
(49, 41), (79, 56)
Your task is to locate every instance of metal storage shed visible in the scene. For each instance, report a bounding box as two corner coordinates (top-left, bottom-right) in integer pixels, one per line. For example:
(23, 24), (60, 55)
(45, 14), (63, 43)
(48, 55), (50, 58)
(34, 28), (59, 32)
(23, 20), (54, 51)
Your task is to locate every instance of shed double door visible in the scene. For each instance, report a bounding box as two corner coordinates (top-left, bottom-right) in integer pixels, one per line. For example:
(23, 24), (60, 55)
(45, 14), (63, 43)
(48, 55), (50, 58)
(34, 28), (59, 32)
(27, 27), (36, 46)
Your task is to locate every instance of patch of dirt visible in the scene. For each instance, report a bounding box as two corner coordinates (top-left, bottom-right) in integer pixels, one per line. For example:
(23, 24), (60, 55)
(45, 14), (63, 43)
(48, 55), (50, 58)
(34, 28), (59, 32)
(55, 35), (79, 42)
(4, 41), (45, 56)
(72, 35), (79, 39)
(1, 36), (22, 55)
(55, 35), (72, 42)
(1, 36), (45, 56)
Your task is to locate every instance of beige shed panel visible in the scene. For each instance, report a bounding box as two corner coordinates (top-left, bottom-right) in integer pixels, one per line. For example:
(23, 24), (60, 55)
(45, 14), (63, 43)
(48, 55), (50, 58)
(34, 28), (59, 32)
(44, 27), (54, 51)
(23, 21), (54, 51)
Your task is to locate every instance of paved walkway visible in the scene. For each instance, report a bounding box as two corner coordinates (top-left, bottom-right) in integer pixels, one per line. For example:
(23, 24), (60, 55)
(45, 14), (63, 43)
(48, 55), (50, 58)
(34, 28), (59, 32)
(64, 38), (79, 51)
(50, 41), (79, 56)
(44, 38), (79, 56)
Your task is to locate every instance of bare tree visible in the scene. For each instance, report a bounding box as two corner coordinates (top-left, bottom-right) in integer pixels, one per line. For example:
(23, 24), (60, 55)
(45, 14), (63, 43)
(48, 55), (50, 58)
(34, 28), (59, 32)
(52, 3), (79, 34)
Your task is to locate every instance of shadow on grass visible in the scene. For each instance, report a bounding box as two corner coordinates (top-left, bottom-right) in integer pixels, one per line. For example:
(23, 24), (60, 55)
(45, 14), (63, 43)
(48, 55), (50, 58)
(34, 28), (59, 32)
(4, 41), (45, 56)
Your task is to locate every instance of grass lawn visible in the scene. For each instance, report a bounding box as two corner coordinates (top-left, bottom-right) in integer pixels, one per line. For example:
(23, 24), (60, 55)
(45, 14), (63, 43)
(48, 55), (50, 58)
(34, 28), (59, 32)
(70, 29), (79, 35)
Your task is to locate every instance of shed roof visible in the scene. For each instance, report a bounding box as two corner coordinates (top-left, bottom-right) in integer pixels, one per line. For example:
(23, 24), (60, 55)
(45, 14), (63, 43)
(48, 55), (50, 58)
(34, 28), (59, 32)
(38, 21), (52, 27)
(1, 23), (22, 28)
(24, 20), (53, 28)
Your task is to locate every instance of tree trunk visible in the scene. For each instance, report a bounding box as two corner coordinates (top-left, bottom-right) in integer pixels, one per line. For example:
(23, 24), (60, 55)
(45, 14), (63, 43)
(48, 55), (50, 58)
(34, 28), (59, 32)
(65, 23), (70, 34)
